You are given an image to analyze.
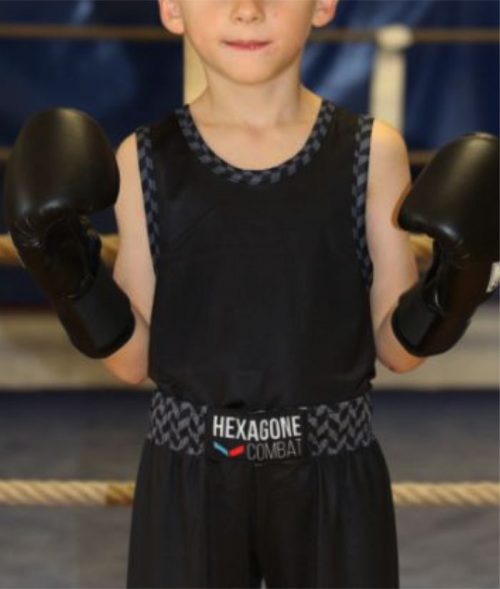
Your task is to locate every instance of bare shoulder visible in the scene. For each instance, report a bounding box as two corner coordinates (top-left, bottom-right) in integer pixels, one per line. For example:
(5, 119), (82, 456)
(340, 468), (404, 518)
(369, 118), (409, 181)
(365, 117), (411, 236)
(364, 117), (419, 366)
(113, 132), (156, 326)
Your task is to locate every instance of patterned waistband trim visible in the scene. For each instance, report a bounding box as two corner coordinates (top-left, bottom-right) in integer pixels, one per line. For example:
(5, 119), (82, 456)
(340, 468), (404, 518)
(146, 390), (375, 457)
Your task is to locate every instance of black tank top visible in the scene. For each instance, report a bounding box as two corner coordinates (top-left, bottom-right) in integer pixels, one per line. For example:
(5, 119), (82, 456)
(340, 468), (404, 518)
(135, 96), (376, 410)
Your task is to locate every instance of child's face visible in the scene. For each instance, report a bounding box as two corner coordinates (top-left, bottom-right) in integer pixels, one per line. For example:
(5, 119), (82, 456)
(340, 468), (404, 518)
(159, 0), (336, 85)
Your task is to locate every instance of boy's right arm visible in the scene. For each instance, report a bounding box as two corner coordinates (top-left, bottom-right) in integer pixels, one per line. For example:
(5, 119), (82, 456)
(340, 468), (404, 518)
(101, 133), (156, 385)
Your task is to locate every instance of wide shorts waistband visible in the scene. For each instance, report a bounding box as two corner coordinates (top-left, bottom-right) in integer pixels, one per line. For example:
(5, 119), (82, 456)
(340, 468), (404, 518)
(145, 389), (375, 463)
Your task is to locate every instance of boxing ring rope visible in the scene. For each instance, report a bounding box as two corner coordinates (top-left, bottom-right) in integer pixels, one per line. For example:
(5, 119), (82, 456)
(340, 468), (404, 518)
(0, 480), (498, 507)
(0, 23), (498, 518)
(0, 233), (120, 268)
(0, 23), (497, 43)
(0, 233), (433, 270)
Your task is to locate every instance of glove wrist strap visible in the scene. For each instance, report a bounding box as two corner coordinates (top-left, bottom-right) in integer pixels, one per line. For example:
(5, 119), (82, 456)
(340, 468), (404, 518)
(391, 278), (471, 357)
(51, 262), (136, 359)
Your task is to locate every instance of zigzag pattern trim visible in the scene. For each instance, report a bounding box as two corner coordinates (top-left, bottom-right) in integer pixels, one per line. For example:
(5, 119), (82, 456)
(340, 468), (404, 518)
(351, 114), (374, 292)
(146, 389), (374, 457)
(174, 99), (336, 186)
(136, 125), (160, 275)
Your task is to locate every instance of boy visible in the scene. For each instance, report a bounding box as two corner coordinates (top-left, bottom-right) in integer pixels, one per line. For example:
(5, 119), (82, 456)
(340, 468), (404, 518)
(112, 2), (417, 586)
(4, 1), (498, 587)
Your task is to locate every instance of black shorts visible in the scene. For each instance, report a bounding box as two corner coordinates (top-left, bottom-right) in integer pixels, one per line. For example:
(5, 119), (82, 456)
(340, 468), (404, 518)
(126, 389), (399, 588)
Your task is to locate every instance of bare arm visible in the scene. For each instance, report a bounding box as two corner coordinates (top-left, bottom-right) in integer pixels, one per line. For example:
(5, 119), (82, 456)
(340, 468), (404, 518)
(366, 119), (426, 373)
(101, 133), (156, 385)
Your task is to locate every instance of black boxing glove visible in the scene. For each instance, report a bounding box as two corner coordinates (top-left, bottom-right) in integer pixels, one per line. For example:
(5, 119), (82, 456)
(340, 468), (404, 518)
(3, 108), (135, 358)
(391, 132), (499, 357)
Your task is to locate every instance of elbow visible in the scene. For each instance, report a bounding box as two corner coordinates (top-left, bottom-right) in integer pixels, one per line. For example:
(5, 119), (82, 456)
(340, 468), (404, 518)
(383, 359), (406, 374)
(122, 371), (149, 386)
(101, 355), (149, 386)
(386, 363), (408, 374)
(385, 355), (426, 374)
(376, 335), (427, 373)
(375, 310), (427, 373)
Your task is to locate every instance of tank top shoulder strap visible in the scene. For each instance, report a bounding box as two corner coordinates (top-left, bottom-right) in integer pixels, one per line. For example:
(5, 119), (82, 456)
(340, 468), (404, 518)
(134, 124), (161, 276)
(350, 111), (375, 292)
(135, 111), (183, 276)
(135, 124), (159, 276)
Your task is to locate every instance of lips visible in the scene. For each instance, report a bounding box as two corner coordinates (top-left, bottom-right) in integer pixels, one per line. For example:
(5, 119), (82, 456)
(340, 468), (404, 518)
(224, 40), (270, 50)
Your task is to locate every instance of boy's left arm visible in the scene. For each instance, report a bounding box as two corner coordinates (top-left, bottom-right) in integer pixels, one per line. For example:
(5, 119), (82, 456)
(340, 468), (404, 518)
(365, 119), (425, 373)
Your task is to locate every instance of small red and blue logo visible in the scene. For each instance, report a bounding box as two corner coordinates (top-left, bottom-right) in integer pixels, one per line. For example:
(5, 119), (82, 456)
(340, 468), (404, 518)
(213, 441), (246, 458)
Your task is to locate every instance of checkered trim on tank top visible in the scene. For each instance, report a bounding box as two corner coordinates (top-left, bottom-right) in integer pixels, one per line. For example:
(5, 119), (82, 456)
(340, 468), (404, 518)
(135, 104), (374, 292)
(351, 114), (374, 291)
(174, 98), (336, 186)
(135, 126), (160, 275)
(146, 389), (375, 457)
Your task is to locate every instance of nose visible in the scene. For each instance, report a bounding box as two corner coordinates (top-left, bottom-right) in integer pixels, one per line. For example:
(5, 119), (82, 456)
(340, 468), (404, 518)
(230, 0), (265, 23)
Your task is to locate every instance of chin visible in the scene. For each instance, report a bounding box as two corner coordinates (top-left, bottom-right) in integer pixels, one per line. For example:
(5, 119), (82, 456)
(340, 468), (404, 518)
(220, 60), (289, 85)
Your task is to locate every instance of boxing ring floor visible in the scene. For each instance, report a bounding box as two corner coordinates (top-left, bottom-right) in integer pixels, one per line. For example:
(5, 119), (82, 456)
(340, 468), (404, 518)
(0, 304), (497, 588)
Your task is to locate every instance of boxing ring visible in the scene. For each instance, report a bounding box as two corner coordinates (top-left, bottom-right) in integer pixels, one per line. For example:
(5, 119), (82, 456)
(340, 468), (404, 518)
(0, 19), (498, 587)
